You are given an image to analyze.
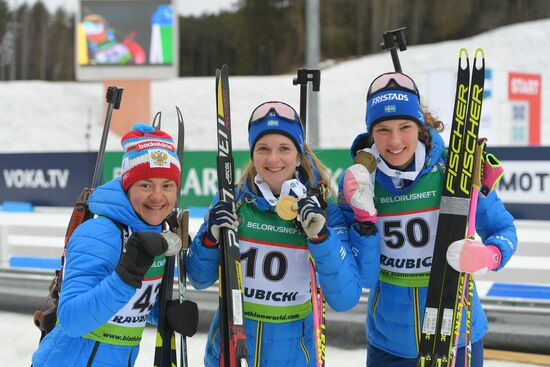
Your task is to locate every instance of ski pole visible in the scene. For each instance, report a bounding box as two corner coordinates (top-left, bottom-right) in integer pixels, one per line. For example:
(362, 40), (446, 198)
(452, 138), (486, 367)
(292, 68), (320, 134)
(152, 107), (184, 367)
(380, 27), (407, 73)
(293, 67), (325, 367)
(175, 106), (190, 367)
(309, 257), (326, 367)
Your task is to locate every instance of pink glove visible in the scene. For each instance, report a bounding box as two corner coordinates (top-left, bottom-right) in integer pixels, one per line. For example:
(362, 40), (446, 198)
(446, 239), (502, 275)
(343, 164), (377, 223)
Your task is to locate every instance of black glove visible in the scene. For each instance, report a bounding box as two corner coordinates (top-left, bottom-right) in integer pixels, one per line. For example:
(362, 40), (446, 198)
(297, 196), (329, 242)
(203, 200), (239, 247)
(166, 299), (199, 337)
(116, 232), (168, 288)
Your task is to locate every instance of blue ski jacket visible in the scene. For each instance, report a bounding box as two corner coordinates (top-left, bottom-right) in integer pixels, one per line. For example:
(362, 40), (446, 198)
(187, 169), (362, 367)
(339, 131), (517, 359)
(32, 178), (163, 367)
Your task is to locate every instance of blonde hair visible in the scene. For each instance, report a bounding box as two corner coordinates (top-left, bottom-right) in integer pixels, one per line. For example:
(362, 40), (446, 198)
(238, 143), (333, 199)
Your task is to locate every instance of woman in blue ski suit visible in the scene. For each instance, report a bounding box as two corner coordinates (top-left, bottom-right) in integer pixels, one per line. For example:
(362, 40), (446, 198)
(32, 124), (195, 367)
(186, 101), (361, 367)
(339, 72), (517, 367)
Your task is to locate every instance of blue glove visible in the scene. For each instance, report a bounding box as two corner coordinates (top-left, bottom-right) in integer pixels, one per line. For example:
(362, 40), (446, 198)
(203, 200), (239, 247)
(297, 196), (328, 242)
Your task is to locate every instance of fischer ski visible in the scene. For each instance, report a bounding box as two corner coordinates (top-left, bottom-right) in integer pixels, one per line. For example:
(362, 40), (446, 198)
(417, 48), (485, 367)
(215, 64), (249, 367)
(33, 86), (123, 342)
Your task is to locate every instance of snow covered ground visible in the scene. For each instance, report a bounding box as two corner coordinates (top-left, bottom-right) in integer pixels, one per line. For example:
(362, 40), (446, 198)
(0, 311), (541, 367)
(1, 19), (550, 154)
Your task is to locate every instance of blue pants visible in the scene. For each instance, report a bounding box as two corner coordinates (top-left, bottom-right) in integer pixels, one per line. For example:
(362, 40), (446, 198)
(366, 340), (484, 367)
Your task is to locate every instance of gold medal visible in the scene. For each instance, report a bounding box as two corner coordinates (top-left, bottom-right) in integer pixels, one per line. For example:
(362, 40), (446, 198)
(276, 195), (299, 220)
(355, 150), (377, 173)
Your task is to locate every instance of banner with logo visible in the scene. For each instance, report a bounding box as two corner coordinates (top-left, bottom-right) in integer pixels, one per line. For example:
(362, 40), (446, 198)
(2, 148), (549, 220)
(0, 152), (96, 206)
(488, 147), (550, 220)
(102, 149), (353, 208)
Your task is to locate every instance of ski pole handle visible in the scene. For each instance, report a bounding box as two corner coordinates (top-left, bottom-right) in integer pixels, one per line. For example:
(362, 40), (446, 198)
(91, 86), (123, 188)
(293, 68), (321, 134)
(380, 27), (407, 72)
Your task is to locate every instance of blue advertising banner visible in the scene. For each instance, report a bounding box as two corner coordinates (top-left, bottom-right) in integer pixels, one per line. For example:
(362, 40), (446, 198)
(487, 147), (550, 220)
(1, 148), (548, 221)
(0, 152), (97, 207)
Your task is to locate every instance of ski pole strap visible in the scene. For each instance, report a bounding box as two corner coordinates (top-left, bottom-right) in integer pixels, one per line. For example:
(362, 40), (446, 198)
(480, 153), (504, 196)
(474, 137), (504, 197)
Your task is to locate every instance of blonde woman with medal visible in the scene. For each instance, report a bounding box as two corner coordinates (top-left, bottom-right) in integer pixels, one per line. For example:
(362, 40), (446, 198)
(186, 101), (361, 367)
(339, 73), (517, 366)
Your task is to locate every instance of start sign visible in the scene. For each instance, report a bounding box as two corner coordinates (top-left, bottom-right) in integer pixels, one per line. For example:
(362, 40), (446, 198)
(508, 72), (542, 146)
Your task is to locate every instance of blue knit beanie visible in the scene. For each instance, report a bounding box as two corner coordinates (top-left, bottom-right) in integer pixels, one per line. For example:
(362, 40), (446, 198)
(248, 111), (304, 155)
(365, 89), (425, 133)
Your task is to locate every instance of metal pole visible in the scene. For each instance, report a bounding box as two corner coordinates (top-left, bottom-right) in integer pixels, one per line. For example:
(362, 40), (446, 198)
(305, 0), (321, 147)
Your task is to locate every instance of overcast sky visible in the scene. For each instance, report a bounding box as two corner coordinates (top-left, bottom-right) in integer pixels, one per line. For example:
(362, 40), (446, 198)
(5, 0), (239, 16)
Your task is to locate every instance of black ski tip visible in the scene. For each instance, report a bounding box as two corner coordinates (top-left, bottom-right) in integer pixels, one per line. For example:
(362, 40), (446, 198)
(474, 48), (485, 59)
(474, 48), (485, 70)
(458, 48), (469, 70)
(175, 106), (184, 124)
(152, 111), (162, 130)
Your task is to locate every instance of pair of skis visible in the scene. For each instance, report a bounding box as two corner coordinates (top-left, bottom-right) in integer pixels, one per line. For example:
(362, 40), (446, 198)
(215, 65), (249, 367)
(153, 210), (191, 367)
(417, 48), (485, 367)
(154, 108), (192, 367)
(214, 65), (327, 367)
(156, 65), (249, 367)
